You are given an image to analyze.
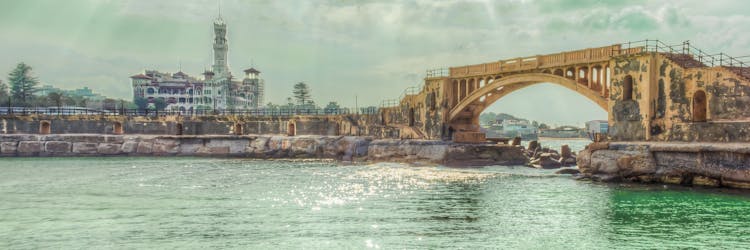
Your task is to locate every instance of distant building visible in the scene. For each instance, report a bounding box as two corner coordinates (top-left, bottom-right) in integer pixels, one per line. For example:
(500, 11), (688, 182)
(585, 120), (609, 140)
(500, 119), (538, 138)
(36, 85), (107, 101)
(130, 16), (264, 111)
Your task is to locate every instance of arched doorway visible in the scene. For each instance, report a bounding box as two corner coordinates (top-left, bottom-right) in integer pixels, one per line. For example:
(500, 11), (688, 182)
(234, 123), (243, 135)
(113, 122), (123, 135)
(39, 121), (51, 134)
(176, 123), (183, 135)
(408, 108), (415, 126)
(287, 121), (296, 136)
(622, 75), (633, 101)
(693, 90), (707, 122)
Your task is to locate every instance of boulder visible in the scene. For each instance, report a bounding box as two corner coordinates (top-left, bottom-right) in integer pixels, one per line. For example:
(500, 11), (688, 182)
(511, 137), (522, 146)
(528, 141), (539, 152)
(555, 168), (581, 175)
(560, 144), (572, 159)
(529, 153), (562, 169)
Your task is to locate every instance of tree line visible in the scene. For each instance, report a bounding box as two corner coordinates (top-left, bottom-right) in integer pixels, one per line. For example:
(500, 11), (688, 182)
(0, 62), (132, 109)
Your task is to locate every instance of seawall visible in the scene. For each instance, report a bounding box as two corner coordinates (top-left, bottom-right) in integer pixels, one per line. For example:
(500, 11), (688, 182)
(0, 134), (527, 166)
(577, 141), (750, 189)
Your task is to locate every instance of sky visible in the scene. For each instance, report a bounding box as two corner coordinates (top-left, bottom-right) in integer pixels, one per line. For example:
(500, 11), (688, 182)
(0, 0), (749, 126)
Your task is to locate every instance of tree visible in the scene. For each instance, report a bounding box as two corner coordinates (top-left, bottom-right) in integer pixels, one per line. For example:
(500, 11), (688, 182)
(133, 96), (149, 110)
(8, 63), (39, 106)
(0, 80), (7, 101)
(539, 123), (550, 129)
(47, 92), (63, 107)
(292, 82), (311, 107)
(324, 101), (341, 114)
(153, 97), (167, 111)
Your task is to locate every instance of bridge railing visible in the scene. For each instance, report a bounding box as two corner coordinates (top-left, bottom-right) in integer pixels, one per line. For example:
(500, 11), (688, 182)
(426, 68), (449, 78)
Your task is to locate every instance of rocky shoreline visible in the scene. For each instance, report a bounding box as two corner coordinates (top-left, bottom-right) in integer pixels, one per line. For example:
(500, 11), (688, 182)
(0, 134), (542, 167)
(577, 141), (750, 189)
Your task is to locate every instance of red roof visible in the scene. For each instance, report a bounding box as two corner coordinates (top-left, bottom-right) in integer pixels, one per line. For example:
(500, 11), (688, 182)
(130, 74), (152, 79)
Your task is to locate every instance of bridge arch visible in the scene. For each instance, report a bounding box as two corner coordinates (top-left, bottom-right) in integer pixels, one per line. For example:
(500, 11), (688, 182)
(447, 73), (608, 126)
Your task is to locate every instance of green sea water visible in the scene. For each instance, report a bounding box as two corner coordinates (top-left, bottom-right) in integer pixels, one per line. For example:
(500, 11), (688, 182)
(1, 153), (749, 249)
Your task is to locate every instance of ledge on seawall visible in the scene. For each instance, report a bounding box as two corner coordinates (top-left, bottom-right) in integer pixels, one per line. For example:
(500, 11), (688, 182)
(0, 134), (529, 166)
(577, 141), (750, 189)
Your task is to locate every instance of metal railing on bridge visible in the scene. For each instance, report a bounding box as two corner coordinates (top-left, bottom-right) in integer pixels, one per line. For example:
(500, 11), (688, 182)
(618, 40), (750, 71)
(426, 68), (449, 78)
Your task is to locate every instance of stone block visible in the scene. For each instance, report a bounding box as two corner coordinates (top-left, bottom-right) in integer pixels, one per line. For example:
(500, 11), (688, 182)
(72, 142), (99, 154)
(97, 143), (122, 155)
(136, 142), (153, 154)
(452, 132), (486, 143)
(152, 139), (179, 155)
(18, 141), (42, 155)
(121, 141), (139, 154)
(1, 142), (18, 155)
(45, 141), (72, 153)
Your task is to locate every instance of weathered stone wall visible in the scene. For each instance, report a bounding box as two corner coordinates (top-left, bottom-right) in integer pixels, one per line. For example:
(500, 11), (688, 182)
(0, 114), (402, 138)
(608, 53), (750, 142)
(577, 142), (750, 189)
(380, 77), (450, 140)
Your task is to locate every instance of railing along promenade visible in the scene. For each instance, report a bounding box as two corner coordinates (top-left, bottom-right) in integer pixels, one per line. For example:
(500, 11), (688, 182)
(0, 107), (377, 118)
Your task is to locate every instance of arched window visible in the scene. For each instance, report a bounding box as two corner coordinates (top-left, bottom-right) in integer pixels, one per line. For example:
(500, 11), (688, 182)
(693, 90), (707, 122)
(623, 75), (633, 101)
(147, 88), (155, 95)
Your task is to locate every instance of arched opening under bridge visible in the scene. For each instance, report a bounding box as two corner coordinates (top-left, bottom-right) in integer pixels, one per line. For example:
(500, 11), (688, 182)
(447, 73), (608, 139)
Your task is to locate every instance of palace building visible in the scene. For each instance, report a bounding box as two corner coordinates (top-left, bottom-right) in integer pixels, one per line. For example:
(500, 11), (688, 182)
(130, 16), (264, 111)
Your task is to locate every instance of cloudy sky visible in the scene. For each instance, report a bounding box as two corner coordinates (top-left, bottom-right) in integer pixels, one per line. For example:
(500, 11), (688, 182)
(1, 0), (748, 125)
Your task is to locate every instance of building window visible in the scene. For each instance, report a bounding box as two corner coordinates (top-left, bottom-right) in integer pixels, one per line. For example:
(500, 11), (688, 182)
(147, 88), (155, 95)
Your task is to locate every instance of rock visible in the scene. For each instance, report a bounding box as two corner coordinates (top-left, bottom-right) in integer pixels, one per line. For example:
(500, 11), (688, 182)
(45, 141), (72, 154)
(529, 153), (562, 169)
(1, 142), (18, 155)
(561, 144), (572, 159)
(587, 142), (609, 151)
(72, 142), (98, 154)
(152, 139), (179, 155)
(136, 142), (153, 154)
(121, 141), (138, 154)
(528, 141), (539, 152)
(721, 179), (750, 189)
(576, 149), (593, 172)
(660, 175), (684, 185)
(18, 141), (42, 155)
(555, 168), (581, 175)
(97, 143), (122, 155)
(692, 176), (720, 187)
(562, 157), (576, 166)
(511, 137), (521, 146)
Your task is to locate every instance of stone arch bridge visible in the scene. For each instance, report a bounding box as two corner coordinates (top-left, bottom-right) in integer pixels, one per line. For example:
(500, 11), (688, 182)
(380, 40), (750, 143)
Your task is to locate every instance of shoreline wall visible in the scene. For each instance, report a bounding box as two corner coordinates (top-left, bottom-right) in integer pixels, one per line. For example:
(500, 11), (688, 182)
(0, 134), (527, 167)
(0, 114), (400, 138)
(577, 141), (750, 189)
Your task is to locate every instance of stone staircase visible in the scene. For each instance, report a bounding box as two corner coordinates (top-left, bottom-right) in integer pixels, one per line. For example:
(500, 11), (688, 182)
(662, 53), (706, 68)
